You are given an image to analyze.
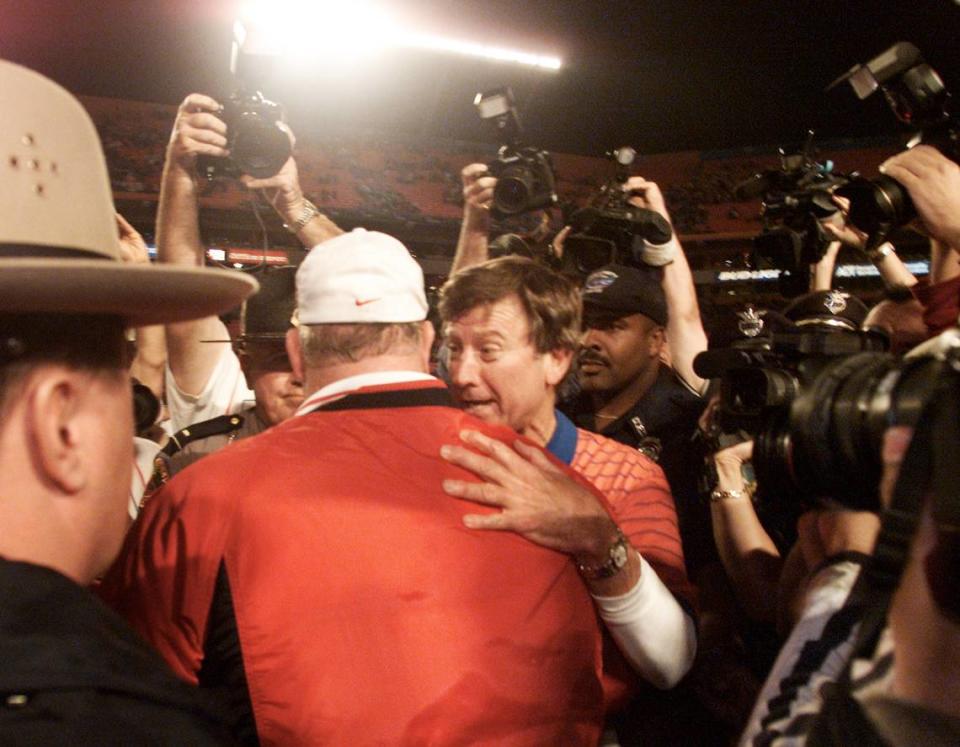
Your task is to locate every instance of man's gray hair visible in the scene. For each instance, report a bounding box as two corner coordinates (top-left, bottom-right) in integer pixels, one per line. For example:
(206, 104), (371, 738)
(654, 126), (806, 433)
(298, 322), (422, 366)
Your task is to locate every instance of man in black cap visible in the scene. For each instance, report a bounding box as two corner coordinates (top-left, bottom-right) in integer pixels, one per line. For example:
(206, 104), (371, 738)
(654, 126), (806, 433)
(157, 93), (344, 471)
(563, 264), (710, 567)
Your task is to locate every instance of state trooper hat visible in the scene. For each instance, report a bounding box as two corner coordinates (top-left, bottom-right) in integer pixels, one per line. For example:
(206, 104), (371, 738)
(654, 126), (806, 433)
(240, 265), (297, 342)
(0, 60), (257, 325)
(783, 290), (869, 331)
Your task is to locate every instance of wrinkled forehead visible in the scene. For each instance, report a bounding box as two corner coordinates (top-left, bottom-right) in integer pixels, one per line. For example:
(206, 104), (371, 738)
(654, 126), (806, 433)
(442, 296), (534, 341)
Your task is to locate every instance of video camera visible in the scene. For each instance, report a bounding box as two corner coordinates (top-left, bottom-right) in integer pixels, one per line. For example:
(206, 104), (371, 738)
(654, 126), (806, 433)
(561, 147), (673, 277)
(474, 87), (557, 220)
(694, 295), (954, 512)
(831, 42), (959, 244)
(197, 21), (292, 181)
(735, 132), (848, 297)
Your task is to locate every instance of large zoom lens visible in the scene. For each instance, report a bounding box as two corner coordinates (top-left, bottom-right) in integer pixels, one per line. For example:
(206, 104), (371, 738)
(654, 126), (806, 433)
(231, 111), (292, 179)
(836, 175), (915, 237)
(493, 165), (536, 215)
(753, 350), (944, 510)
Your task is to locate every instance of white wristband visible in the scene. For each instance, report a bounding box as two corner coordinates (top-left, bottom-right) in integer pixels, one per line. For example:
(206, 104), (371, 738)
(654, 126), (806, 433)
(641, 236), (679, 267)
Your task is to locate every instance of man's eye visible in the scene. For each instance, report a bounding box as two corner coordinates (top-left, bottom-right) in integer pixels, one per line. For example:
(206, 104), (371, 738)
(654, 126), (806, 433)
(480, 346), (500, 359)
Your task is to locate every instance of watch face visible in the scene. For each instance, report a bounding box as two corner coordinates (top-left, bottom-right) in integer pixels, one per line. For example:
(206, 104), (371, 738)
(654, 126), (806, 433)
(611, 540), (629, 569)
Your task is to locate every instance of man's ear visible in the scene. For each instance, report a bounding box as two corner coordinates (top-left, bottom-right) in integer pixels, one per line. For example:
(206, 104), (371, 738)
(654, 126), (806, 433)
(419, 320), (436, 371)
(26, 371), (87, 494)
(545, 347), (575, 388)
(648, 325), (667, 357)
(285, 328), (305, 383)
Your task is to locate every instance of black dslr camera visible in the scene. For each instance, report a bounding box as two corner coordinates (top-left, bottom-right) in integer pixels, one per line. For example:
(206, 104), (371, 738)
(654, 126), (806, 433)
(695, 302), (953, 512)
(475, 87), (557, 220)
(736, 133), (848, 297)
(198, 22), (292, 180)
(831, 42), (959, 244)
(561, 147), (673, 277)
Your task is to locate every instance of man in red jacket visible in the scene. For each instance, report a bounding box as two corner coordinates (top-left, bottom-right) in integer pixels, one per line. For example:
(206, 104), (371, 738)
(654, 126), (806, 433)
(102, 229), (608, 746)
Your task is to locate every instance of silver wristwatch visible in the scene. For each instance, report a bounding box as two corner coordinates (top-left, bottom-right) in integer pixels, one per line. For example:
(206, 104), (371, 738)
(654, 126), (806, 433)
(283, 199), (320, 234)
(576, 529), (630, 579)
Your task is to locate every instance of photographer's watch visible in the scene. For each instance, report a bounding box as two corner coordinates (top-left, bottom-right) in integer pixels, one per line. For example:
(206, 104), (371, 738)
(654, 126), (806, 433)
(576, 529), (630, 580)
(284, 199), (320, 234)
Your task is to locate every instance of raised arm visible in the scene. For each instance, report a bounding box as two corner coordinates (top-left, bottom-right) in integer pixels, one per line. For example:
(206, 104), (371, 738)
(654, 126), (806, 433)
(451, 163), (496, 274)
(708, 440), (782, 624)
(824, 196), (917, 288)
(117, 213), (166, 398)
(625, 177), (708, 393)
(157, 93), (232, 396)
(809, 240), (842, 292)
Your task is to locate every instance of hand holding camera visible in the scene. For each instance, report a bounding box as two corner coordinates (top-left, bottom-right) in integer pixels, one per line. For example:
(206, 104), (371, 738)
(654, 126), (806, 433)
(881, 145), (960, 249)
(238, 124), (304, 228)
(623, 176), (671, 225)
(460, 162), (496, 227)
(167, 93), (230, 178)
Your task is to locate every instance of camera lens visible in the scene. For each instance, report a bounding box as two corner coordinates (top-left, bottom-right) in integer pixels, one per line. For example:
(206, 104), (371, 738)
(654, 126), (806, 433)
(837, 175), (915, 236)
(231, 112), (291, 179)
(718, 367), (797, 432)
(563, 235), (616, 276)
(753, 351), (944, 510)
(493, 165), (535, 215)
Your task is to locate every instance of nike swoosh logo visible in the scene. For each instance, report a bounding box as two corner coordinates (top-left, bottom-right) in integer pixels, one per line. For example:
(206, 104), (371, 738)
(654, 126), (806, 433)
(355, 298), (381, 306)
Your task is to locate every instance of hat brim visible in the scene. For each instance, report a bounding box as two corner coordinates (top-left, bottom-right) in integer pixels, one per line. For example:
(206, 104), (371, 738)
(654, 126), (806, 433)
(0, 259), (258, 326)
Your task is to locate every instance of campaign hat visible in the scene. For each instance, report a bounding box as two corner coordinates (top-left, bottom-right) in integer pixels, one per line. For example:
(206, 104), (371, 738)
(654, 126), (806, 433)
(0, 60), (257, 325)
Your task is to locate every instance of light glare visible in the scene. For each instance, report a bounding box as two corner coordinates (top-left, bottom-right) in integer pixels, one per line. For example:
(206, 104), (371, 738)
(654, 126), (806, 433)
(238, 0), (562, 71)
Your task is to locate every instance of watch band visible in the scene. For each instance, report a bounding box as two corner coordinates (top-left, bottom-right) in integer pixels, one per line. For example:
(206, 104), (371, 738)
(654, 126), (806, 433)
(283, 199), (320, 234)
(865, 242), (893, 263)
(710, 488), (749, 503)
(576, 528), (630, 579)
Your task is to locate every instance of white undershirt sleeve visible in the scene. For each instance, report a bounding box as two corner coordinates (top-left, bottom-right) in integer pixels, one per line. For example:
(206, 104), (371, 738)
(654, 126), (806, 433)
(591, 552), (698, 689)
(165, 344), (254, 431)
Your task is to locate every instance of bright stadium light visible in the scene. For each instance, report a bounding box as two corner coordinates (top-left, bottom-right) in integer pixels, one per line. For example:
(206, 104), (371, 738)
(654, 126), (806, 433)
(238, 0), (393, 63)
(237, 0), (563, 71)
(397, 31), (562, 70)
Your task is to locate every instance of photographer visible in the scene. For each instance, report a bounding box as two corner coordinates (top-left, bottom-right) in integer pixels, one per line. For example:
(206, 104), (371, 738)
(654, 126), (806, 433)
(157, 93), (342, 464)
(736, 139), (960, 746)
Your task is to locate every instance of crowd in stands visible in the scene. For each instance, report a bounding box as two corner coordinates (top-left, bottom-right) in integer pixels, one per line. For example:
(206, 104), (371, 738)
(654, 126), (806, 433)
(3, 57), (960, 747)
(84, 95), (901, 239)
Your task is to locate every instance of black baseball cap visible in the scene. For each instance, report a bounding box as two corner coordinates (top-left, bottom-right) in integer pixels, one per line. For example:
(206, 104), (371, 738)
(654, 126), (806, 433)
(581, 264), (667, 326)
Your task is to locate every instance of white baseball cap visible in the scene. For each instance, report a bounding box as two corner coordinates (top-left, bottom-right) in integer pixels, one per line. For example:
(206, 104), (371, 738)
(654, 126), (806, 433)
(296, 229), (428, 324)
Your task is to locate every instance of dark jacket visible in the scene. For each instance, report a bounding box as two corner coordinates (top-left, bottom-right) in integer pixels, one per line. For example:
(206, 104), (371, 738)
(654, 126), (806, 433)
(0, 558), (232, 746)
